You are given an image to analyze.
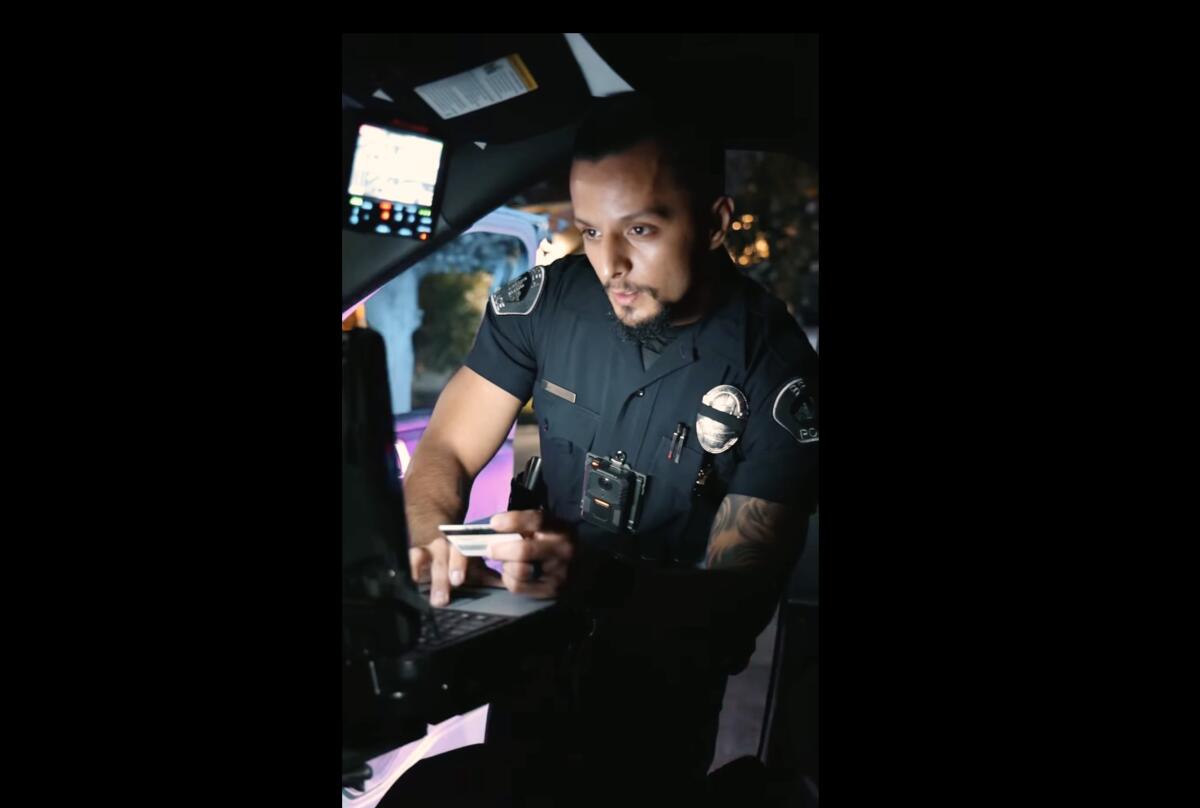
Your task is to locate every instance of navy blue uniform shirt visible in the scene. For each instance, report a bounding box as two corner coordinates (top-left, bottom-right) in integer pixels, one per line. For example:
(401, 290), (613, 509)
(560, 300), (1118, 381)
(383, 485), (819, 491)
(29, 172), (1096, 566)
(464, 252), (818, 567)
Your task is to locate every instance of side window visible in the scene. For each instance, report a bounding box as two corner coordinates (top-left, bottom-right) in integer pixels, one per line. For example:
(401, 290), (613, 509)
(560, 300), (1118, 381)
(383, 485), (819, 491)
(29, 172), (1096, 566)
(373, 232), (529, 414)
(725, 150), (819, 350)
(355, 208), (545, 521)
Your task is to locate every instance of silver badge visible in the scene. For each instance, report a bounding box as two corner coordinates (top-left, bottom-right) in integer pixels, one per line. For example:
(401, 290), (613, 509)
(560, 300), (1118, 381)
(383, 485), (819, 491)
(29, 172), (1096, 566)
(695, 385), (748, 454)
(772, 377), (819, 444)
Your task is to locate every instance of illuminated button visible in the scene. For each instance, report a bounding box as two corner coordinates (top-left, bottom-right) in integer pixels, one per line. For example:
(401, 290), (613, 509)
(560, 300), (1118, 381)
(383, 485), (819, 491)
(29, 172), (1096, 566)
(420, 217), (433, 224)
(380, 202), (393, 211)
(398, 227), (414, 237)
(362, 201), (373, 210)
(381, 211), (391, 221)
(417, 226), (431, 233)
(419, 233), (428, 240)
(406, 205), (418, 213)
(349, 216), (360, 225)
(375, 224), (391, 234)
(419, 208), (431, 216)
(350, 197), (363, 206)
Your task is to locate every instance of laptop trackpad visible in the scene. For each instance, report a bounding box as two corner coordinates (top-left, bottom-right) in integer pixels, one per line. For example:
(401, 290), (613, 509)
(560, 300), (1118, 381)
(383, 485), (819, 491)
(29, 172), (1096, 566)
(438, 586), (556, 617)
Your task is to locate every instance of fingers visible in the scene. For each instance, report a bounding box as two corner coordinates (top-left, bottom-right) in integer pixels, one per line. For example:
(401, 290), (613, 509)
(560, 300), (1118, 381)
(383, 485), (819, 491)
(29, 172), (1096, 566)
(409, 545), (432, 583)
(489, 510), (546, 536)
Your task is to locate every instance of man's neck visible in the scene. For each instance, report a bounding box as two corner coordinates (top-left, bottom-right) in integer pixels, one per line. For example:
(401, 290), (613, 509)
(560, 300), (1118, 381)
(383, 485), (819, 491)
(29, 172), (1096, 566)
(669, 253), (727, 327)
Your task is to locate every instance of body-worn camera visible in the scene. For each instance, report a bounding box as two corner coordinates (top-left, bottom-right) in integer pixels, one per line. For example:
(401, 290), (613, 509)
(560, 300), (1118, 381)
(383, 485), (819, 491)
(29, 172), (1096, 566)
(580, 452), (648, 534)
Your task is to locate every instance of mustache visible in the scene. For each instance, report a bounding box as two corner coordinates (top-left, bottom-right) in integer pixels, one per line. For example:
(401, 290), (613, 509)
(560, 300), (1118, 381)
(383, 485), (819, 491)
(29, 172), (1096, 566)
(605, 282), (659, 299)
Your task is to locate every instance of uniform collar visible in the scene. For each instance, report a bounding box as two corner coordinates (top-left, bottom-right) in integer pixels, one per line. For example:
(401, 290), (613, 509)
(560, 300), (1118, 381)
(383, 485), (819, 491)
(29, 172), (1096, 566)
(565, 253), (748, 373)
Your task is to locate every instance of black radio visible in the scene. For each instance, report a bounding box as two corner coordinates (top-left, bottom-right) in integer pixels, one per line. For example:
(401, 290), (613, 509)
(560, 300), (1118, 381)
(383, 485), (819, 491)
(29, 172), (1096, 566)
(509, 455), (546, 511)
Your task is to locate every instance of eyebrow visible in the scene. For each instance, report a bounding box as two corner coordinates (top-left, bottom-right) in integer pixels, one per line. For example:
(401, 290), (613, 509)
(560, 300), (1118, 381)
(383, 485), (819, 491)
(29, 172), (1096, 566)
(575, 206), (672, 228)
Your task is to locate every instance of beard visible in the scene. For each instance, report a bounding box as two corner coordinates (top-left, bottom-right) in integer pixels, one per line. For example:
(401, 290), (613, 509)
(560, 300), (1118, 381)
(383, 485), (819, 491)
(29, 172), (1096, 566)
(608, 302), (674, 346)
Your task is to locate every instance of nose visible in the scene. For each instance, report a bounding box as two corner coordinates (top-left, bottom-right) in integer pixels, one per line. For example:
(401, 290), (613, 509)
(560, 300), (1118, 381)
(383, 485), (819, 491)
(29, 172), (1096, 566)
(598, 235), (631, 284)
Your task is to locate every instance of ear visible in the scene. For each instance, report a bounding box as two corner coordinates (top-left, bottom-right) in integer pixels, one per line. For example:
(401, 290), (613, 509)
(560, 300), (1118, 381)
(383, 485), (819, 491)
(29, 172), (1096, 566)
(707, 196), (735, 251)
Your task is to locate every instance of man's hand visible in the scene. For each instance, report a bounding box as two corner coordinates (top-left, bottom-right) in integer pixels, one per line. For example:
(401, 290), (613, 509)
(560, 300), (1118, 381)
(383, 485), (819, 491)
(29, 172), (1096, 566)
(485, 510), (576, 599)
(409, 537), (501, 607)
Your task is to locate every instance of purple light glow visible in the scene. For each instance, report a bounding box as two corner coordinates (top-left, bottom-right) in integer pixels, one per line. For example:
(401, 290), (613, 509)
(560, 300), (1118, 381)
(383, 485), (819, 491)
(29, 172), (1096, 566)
(342, 289), (380, 322)
(394, 411), (515, 523)
(344, 704), (489, 806)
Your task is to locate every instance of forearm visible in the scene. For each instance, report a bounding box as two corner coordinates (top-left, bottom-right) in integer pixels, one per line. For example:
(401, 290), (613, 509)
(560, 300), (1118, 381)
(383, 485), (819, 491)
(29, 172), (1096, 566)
(402, 441), (474, 548)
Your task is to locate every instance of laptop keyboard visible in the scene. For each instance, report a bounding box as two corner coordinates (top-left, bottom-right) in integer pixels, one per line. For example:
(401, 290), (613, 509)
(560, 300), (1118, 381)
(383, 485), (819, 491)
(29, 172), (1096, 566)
(418, 608), (509, 649)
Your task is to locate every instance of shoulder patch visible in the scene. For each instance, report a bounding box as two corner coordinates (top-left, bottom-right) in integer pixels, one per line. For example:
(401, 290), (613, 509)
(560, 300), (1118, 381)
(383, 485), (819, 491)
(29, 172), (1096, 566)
(490, 265), (545, 316)
(772, 376), (819, 444)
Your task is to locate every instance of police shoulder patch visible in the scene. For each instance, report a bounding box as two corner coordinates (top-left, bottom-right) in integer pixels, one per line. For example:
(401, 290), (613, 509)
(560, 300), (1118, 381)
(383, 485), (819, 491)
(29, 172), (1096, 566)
(490, 265), (545, 316)
(772, 376), (819, 444)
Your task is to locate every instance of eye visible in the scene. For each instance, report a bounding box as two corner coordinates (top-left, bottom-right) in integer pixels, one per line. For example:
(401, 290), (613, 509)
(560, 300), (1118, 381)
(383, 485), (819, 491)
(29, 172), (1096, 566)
(581, 228), (599, 240)
(629, 225), (655, 237)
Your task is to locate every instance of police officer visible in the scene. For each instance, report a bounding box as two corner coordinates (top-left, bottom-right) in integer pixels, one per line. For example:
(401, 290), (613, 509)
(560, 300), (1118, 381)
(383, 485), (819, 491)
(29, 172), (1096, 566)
(400, 93), (818, 802)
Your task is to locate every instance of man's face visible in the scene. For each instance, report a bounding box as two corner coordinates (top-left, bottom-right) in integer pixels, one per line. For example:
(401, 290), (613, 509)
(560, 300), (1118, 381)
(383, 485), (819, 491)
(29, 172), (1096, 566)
(570, 140), (704, 327)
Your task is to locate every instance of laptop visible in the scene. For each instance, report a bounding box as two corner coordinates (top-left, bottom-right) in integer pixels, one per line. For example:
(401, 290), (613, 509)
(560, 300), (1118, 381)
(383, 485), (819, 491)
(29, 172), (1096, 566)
(342, 326), (559, 775)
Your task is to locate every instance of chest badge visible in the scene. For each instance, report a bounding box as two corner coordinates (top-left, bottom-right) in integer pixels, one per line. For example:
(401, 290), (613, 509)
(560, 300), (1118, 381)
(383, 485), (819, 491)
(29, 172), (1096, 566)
(695, 384), (749, 454)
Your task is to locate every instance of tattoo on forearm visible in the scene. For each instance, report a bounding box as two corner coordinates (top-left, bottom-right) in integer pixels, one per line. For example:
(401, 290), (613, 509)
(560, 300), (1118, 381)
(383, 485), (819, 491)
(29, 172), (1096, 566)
(705, 494), (789, 571)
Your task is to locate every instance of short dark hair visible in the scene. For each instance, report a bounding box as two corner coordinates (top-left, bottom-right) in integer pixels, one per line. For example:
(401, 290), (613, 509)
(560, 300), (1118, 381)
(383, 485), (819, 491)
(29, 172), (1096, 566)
(572, 93), (725, 208)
